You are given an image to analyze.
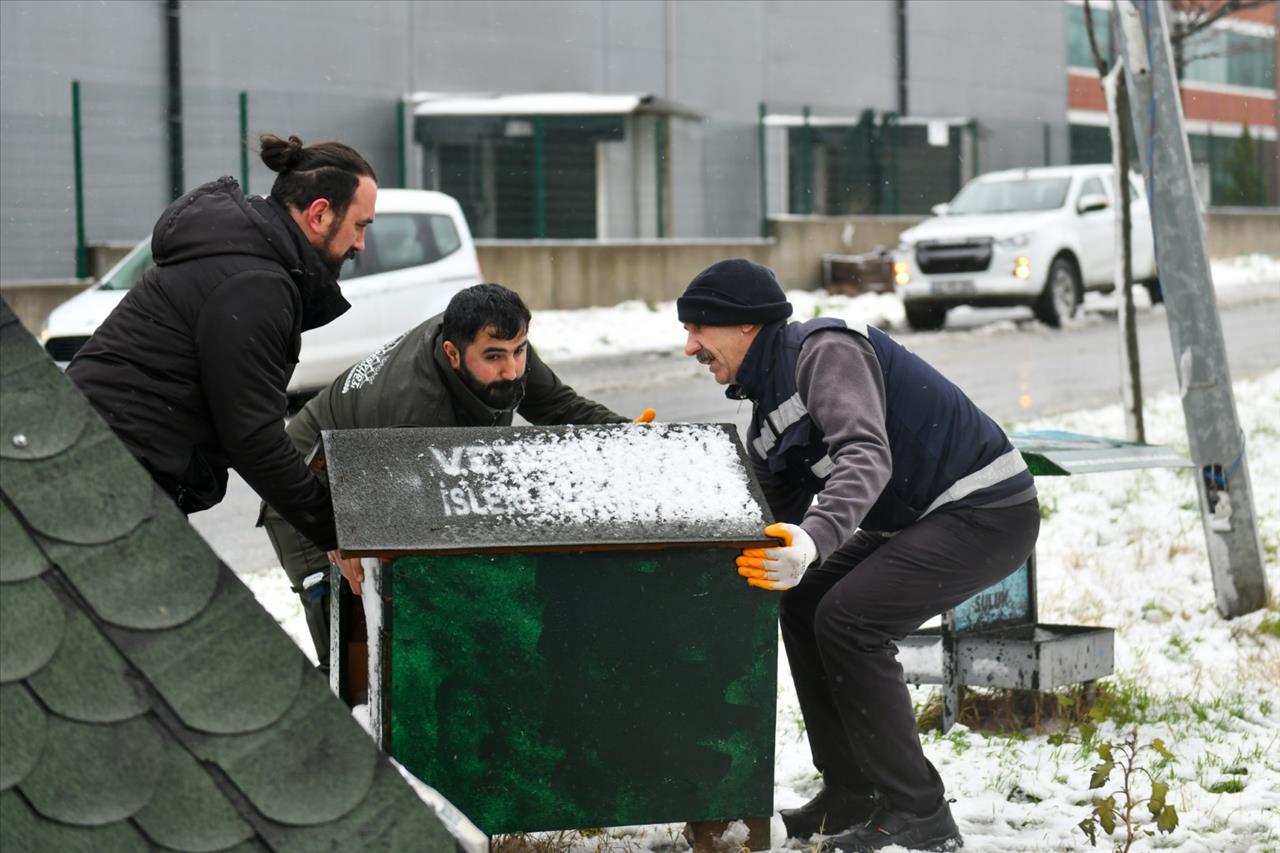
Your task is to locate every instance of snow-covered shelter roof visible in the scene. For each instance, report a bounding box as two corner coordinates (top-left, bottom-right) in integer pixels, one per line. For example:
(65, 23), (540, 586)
(764, 113), (971, 127)
(411, 91), (702, 120)
(323, 424), (773, 556)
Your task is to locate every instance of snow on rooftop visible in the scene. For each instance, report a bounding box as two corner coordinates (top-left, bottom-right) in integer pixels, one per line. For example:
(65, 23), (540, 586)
(412, 92), (699, 118)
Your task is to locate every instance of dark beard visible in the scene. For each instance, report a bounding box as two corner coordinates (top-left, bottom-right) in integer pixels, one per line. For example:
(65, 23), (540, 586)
(320, 224), (356, 277)
(457, 362), (524, 410)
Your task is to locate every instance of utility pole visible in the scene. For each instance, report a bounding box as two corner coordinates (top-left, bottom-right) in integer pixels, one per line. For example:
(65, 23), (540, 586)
(1114, 0), (1267, 618)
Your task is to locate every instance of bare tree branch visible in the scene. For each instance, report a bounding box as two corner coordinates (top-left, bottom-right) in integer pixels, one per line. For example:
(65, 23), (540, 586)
(1083, 0), (1112, 77)
(1170, 0), (1272, 42)
(1166, 0), (1271, 80)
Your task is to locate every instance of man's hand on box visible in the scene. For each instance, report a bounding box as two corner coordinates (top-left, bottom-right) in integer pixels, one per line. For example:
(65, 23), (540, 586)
(735, 522), (818, 591)
(328, 550), (365, 596)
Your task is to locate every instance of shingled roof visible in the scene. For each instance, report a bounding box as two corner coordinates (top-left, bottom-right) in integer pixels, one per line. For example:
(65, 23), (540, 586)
(0, 299), (456, 851)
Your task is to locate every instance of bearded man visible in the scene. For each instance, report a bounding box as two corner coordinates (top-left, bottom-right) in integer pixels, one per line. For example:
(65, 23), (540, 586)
(68, 133), (377, 553)
(264, 283), (650, 672)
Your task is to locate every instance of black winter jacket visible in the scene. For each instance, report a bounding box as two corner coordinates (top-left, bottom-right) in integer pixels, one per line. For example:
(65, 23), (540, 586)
(68, 177), (348, 550)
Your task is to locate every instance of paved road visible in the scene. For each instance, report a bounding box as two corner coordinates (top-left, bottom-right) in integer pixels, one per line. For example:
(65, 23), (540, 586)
(194, 292), (1280, 575)
(553, 291), (1280, 430)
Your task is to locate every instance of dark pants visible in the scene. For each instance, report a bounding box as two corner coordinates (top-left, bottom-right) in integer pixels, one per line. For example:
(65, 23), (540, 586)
(779, 499), (1040, 814)
(261, 503), (332, 673)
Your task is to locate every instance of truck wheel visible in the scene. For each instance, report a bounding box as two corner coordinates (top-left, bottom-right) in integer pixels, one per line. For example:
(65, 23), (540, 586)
(1034, 257), (1080, 328)
(904, 302), (947, 331)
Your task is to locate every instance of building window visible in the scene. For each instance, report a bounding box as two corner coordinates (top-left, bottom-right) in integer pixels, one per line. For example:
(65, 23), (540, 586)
(1067, 4), (1112, 69)
(1181, 29), (1276, 89)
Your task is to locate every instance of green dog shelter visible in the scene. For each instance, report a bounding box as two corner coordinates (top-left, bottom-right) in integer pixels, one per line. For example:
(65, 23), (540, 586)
(322, 423), (779, 845)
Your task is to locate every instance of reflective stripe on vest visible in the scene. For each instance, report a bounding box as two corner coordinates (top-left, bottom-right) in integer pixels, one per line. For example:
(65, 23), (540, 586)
(810, 454), (836, 479)
(767, 392), (808, 435)
(917, 448), (1029, 519)
(752, 420), (777, 457)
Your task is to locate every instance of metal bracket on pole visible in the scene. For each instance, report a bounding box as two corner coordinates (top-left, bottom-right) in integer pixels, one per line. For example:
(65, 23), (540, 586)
(1114, 0), (1268, 617)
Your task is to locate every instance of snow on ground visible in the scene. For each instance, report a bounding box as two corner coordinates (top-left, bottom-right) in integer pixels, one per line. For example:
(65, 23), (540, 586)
(528, 255), (1278, 361)
(244, 295), (1279, 852)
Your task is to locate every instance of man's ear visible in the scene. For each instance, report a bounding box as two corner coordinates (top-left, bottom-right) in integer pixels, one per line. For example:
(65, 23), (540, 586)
(304, 197), (332, 236)
(442, 339), (462, 369)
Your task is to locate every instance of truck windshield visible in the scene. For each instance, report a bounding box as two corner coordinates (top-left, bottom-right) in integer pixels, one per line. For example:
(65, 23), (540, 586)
(947, 177), (1072, 215)
(99, 242), (156, 291)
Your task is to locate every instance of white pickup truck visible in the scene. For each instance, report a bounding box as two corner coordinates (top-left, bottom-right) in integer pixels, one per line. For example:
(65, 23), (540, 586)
(893, 164), (1158, 330)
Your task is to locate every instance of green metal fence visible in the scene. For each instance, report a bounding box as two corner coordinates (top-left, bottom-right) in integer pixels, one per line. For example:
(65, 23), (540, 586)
(762, 106), (981, 218)
(59, 80), (408, 280)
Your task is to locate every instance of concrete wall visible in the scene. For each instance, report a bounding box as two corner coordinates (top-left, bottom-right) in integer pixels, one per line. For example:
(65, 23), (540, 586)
(475, 239), (774, 311)
(474, 214), (926, 310)
(1205, 209), (1280, 257)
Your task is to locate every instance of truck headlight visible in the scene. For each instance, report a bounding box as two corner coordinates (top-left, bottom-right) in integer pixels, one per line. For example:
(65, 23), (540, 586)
(893, 261), (911, 287)
(998, 233), (1031, 248)
(1013, 256), (1032, 280)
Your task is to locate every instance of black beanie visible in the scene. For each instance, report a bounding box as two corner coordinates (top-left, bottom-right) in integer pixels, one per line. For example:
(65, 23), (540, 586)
(676, 258), (794, 326)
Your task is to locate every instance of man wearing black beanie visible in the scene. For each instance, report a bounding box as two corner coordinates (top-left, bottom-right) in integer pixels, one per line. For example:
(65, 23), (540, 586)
(678, 258), (1040, 853)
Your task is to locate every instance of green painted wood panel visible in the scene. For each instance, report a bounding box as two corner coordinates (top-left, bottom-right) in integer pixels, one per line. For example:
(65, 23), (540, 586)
(389, 548), (777, 834)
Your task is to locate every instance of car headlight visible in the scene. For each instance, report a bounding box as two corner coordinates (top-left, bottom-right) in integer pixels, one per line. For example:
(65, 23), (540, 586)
(896, 240), (913, 253)
(1013, 256), (1032, 280)
(893, 261), (911, 287)
(38, 324), (50, 344)
(997, 232), (1031, 248)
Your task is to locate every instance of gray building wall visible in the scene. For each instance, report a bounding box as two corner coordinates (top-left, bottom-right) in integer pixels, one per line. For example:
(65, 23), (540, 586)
(1, 0), (1069, 283)
(907, 0), (1070, 172)
(0, 0), (168, 281)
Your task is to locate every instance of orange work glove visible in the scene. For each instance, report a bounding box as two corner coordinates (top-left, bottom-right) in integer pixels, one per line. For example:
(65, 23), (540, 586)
(735, 522), (818, 591)
(633, 408), (656, 423)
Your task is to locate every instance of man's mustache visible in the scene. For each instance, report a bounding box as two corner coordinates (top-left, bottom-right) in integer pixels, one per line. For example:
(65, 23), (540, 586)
(695, 351), (715, 365)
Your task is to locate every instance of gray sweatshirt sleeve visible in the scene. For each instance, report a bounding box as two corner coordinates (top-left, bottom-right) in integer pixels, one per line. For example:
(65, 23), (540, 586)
(796, 331), (893, 562)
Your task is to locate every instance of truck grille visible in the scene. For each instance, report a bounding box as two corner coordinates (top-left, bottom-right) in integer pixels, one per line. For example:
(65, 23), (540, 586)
(915, 239), (993, 275)
(45, 336), (90, 362)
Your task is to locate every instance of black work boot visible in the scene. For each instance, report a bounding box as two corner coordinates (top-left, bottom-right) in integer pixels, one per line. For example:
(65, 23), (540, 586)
(780, 784), (876, 840)
(823, 798), (962, 852)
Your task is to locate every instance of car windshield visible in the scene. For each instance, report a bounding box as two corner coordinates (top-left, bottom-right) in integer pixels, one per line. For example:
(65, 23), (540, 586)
(99, 242), (156, 291)
(946, 177), (1072, 215)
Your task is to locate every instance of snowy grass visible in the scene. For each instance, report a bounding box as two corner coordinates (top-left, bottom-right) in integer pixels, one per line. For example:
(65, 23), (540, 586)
(246, 370), (1279, 852)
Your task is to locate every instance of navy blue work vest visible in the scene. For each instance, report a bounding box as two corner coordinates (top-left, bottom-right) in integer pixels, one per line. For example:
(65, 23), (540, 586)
(732, 318), (1030, 533)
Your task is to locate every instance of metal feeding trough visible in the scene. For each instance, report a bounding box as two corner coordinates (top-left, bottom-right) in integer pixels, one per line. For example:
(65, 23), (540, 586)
(901, 431), (1191, 731)
(322, 423), (778, 845)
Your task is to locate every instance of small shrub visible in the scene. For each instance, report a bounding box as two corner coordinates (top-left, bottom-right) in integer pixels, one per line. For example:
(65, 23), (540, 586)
(1078, 730), (1179, 853)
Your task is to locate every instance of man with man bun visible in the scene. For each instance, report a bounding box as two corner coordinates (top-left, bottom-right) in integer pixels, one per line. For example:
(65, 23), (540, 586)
(68, 133), (376, 553)
(678, 258), (1040, 852)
